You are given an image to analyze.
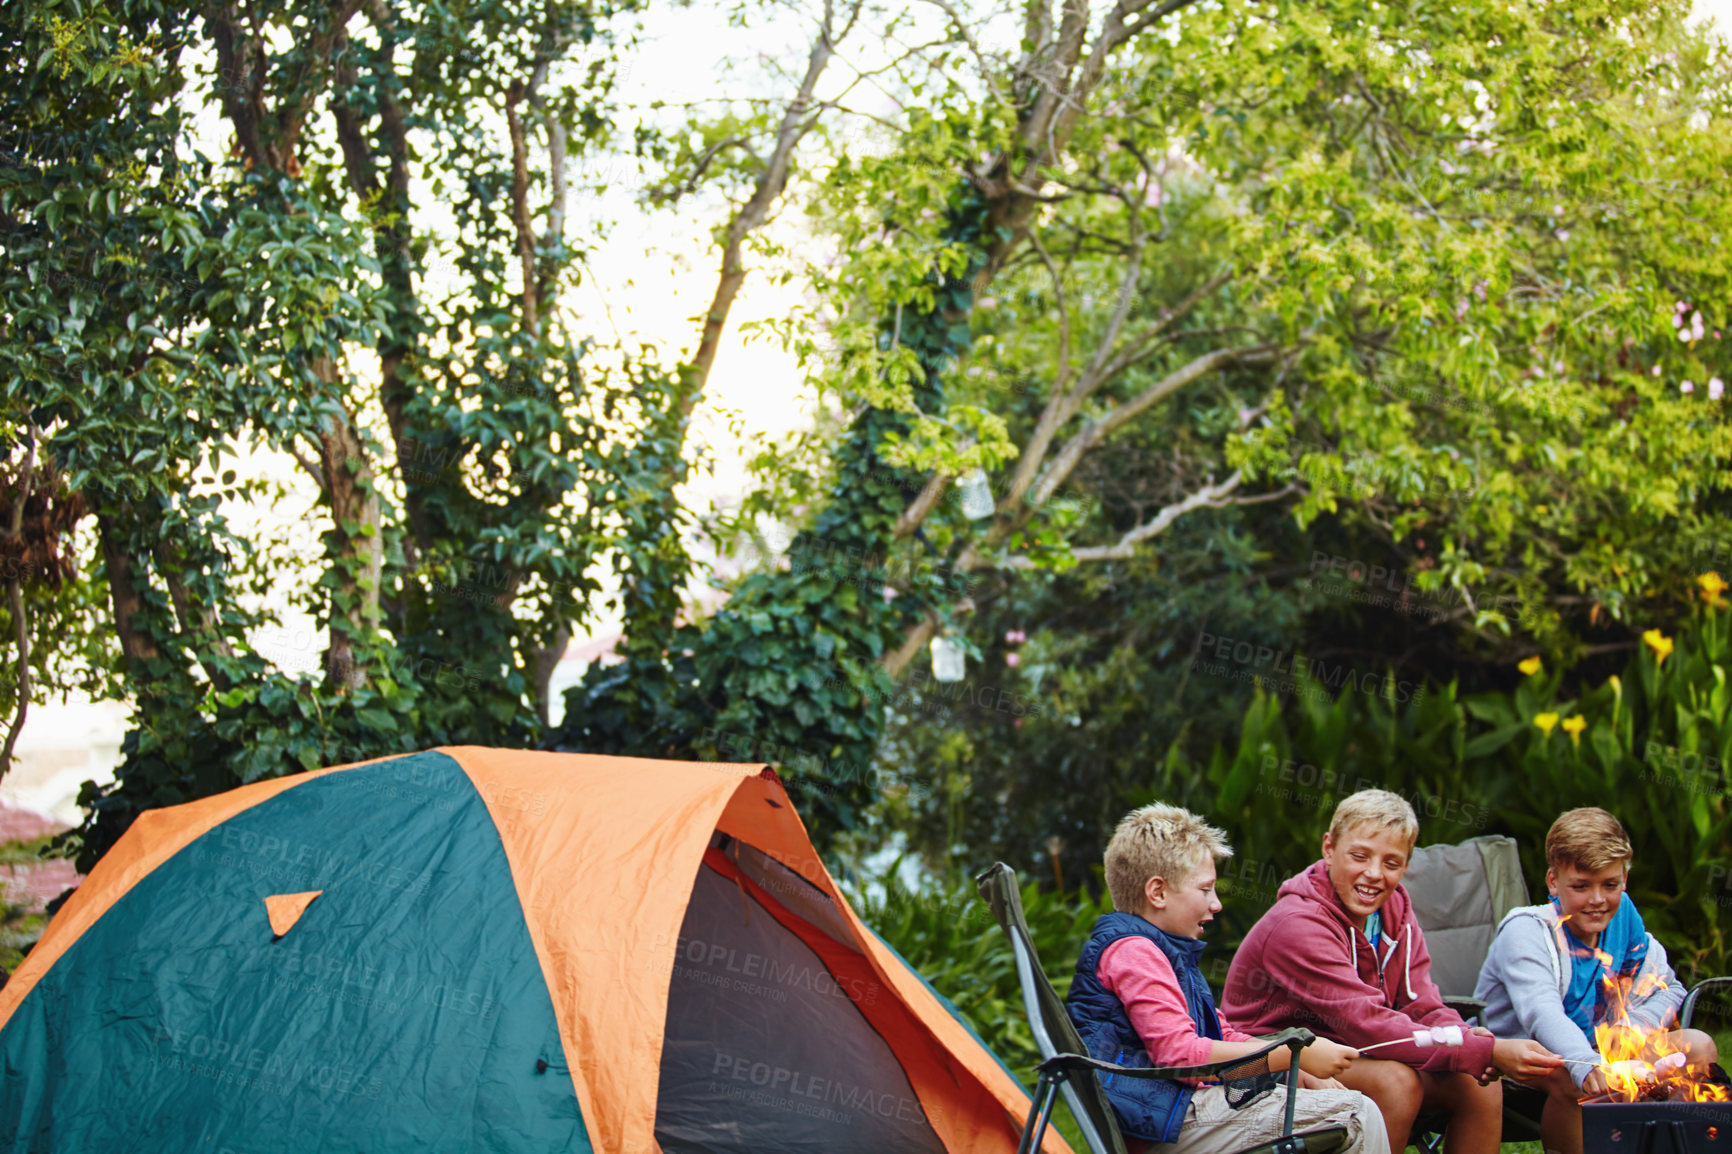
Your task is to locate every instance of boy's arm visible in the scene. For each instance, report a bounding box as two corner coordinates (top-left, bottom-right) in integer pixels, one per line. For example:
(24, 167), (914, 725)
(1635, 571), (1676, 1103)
(1485, 916), (1601, 1088)
(1623, 935), (1685, 1033)
(1261, 913), (1495, 1075)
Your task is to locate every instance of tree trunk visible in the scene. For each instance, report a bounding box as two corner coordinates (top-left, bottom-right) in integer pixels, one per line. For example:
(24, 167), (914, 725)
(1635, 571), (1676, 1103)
(528, 623), (572, 726)
(315, 385), (383, 692)
(97, 509), (162, 671)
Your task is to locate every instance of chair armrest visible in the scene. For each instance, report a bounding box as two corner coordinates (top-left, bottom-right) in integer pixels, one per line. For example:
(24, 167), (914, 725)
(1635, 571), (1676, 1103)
(1443, 996), (1486, 1021)
(1037, 1027), (1317, 1082)
(1682, 977), (1732, 1029)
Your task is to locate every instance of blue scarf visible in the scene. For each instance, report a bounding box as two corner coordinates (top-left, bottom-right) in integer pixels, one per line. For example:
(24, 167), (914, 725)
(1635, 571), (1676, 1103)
(1552, 896), (1648, 1046)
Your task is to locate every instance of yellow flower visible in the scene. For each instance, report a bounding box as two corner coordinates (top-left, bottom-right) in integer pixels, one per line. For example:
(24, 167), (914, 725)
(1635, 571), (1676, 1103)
(1700, 572), (1729, 608)
(1534, 712), (1560, 737)
(1518, 655), (1543, 676)
(1562, 715), (1587, 745)
(1609, 675), (1621, 695)
(1642, 629), (1674, 665)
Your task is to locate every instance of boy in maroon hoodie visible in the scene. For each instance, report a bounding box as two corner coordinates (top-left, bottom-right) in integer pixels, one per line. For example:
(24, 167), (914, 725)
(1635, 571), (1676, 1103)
(1222, 790), (1561, 1154)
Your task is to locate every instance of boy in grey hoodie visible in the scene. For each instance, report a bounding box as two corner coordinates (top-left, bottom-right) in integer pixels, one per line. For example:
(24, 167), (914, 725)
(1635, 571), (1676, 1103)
(1476, 807), (1718, 1154)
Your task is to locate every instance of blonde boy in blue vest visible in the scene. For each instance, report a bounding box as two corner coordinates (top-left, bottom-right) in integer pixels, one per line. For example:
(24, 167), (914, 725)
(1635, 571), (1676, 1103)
(1065, 804), (1391, 1154)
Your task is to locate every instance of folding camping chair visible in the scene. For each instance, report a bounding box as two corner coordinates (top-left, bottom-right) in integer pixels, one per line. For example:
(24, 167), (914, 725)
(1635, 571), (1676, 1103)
(976, 862), (1352, 1154)
(1402, 835), (1546, 1150)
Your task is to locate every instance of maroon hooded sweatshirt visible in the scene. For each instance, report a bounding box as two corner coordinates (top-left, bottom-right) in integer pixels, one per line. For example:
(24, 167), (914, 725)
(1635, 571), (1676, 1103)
(1219, 860), (1495, 1075)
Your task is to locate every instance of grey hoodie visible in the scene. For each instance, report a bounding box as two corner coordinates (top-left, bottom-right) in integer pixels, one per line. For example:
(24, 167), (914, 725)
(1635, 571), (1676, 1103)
(1474, 902), (1684, 1088)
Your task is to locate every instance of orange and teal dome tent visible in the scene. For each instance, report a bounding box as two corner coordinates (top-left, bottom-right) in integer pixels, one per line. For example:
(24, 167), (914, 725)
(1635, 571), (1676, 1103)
(0, 747), (1069, 1153)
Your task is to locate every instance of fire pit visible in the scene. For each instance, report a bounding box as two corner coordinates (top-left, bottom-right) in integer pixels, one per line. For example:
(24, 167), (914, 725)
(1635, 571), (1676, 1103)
(1582, 1098), (1732, 1154)
(1575, 1018), (1730, 1154)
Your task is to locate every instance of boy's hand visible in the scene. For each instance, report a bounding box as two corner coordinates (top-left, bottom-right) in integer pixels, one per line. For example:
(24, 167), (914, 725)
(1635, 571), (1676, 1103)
(1582, 1067), (1611, 1098)
(1492, 1039), (1565, 1081)
(1299, 1038), (1359, 1078)
(1297, 1071), (1344, 1090)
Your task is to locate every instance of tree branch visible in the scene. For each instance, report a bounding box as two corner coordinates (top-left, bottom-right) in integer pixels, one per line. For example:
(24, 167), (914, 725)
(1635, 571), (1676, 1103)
(893, 474), (952, 538)
(0, 580), (28, 778)
(314, 382), (383, 693)
(289, 436), (328, 492)
(1029, 343), (1275, 507)
(97, 509), (162, 672)
(997, 473), (1301, 568)
(1092, 269), (1234, 384)
(884, 612), (939, 679)
(0, 431), (38, 777)
(205, 0), (269, 170)
(271, 0), (368, 171)
(677, 1), (842, 419)
(159, 541), (236, 691)
(504, 79), (540, 336)
(529, 622), (572, 726)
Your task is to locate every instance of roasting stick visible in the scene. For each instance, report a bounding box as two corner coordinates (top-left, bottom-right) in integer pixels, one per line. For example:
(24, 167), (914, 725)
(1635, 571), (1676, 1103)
(1348, 1031), (1687, 1082)
(1550, 1054), (1686, 1069)
(1526, 1054), (1686, 1077)
(1569, 1055), (1688, 1073)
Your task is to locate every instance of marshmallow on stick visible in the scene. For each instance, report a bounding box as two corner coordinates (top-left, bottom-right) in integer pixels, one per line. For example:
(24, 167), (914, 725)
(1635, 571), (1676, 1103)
(1358, 1025), (1466, 1053)
(1606, 1059), (1657, 1083)
(1413, 1026), (1465, 1049)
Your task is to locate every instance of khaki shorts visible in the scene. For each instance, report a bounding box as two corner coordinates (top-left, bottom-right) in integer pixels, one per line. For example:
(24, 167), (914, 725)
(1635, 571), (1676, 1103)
(1135, 1083), (1391, 1154)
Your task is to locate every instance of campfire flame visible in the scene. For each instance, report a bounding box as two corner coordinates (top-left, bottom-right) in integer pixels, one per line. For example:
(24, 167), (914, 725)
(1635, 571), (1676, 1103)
(1585, 941), (1726, 1104)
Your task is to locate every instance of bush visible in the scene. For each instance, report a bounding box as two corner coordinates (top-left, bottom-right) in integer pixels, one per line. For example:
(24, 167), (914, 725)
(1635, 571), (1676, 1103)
(851, 864), (1109, 1151)
(848, 864), (1111, 1077)
(1463, 591), (1732, 981)
(1160, 588), (1732, 984)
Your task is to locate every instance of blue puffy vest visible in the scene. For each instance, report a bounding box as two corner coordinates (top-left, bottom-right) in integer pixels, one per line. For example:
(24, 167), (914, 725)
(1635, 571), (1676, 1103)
(1065, 913), (1224, 1143)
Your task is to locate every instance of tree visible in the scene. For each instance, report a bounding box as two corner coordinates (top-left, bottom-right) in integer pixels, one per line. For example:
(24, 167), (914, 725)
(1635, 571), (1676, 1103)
(1, 0), (681, 868)
(6, 0), (1729, 871)
(555, 0), (1251, 829)
(561, 0), (1732, 847)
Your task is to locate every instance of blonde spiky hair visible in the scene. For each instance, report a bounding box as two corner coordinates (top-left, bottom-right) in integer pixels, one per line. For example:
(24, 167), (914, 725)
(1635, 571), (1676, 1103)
(1328, 788), (1420, 852)
(1104, 803), (1233, 913)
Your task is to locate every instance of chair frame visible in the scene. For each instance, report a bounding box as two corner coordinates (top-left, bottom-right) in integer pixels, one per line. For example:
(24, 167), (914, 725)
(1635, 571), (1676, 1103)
(1012, 1032), (1322, 1154)
(1680, 976), (1732, 1030)
(978, 862), (1347, 1154)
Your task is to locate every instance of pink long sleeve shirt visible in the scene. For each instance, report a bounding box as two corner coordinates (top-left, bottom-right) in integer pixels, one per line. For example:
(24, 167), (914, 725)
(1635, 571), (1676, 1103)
(1098, 936), (1256, 1074)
